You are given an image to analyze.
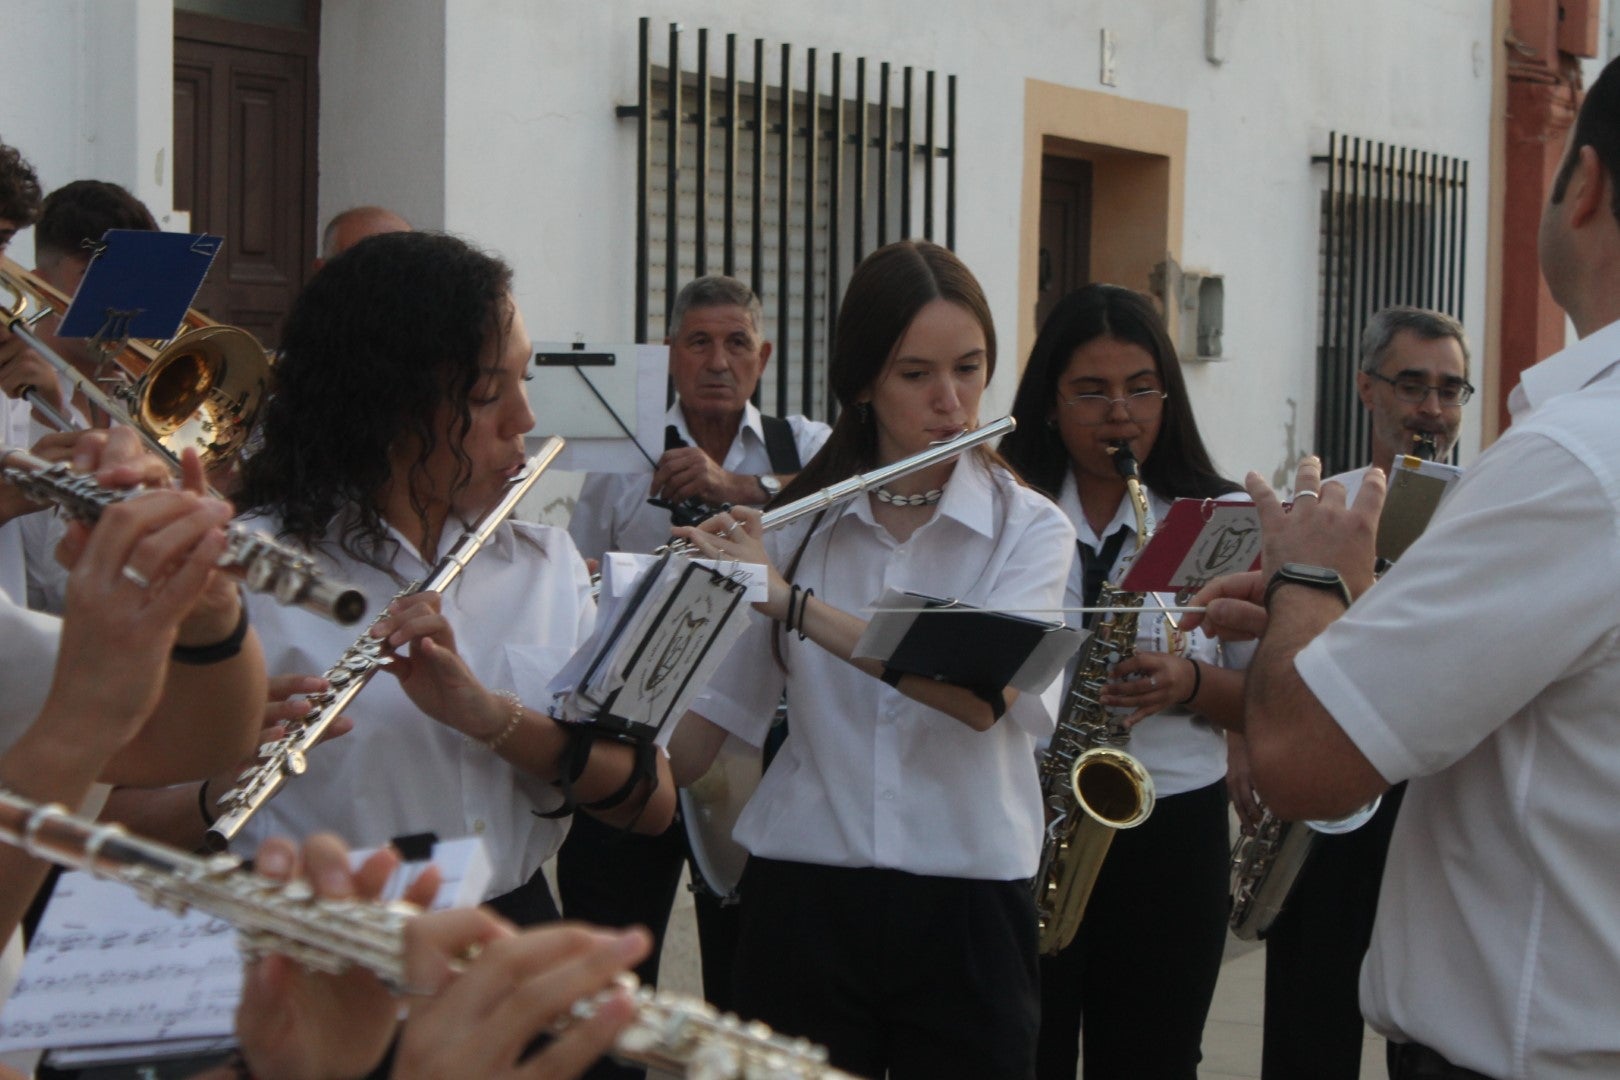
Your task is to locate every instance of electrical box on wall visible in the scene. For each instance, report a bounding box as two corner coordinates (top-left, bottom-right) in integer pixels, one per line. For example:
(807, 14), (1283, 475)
(1151, 256), (1227, 362)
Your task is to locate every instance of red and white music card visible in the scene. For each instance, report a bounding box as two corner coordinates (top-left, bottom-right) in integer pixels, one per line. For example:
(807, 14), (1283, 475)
(1117, 499), (1263, 593)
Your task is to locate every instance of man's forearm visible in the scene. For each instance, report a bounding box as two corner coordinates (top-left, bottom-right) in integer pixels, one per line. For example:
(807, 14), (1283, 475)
(1245, 589), (1385, 819)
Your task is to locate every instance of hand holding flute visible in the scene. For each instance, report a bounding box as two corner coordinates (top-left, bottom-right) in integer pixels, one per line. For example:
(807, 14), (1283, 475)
(1, 431), (367, 624)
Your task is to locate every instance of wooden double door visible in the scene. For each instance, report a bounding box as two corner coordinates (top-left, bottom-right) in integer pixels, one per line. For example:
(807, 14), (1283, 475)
(173, 7), (318, 348)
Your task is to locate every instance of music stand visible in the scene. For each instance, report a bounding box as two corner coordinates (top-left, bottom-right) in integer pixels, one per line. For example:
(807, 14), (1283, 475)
(57, 229), (221, 347)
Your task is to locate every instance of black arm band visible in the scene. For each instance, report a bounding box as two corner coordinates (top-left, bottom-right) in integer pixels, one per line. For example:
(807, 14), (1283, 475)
(197, 779), (216, 827)
(537, 725), (659, 819)
(537, 726), (596, 819)
(881, 666), (905, 687)
(171, 602), (249, 666)
(970, 684), (1008, 722)
(1177, 657), (1203, 706)
(584, 740), (659, 813)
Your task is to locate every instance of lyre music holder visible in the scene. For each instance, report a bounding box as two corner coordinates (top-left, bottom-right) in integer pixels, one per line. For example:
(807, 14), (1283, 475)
(57, 229), (222, 350)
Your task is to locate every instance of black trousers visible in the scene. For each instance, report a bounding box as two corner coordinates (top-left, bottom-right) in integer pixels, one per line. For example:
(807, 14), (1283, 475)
(554, 813), (687, 1080)
(1036, 780), (1231, 1080)
(1386, 1041), (1497, 1080)
(734, 856), (1041, 1080)
(1261, 782), (1407, 1080)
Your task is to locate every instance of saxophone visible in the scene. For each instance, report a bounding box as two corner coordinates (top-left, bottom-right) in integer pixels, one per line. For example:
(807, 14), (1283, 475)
(1228, 430), (1435, 939)
(1033, 442), (1157, 957)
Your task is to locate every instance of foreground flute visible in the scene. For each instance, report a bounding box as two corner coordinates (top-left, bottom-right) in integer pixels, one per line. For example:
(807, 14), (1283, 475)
(0, 789), (857, 1079)
(0, 446), (367, 625)
(207, 438), (565, 849)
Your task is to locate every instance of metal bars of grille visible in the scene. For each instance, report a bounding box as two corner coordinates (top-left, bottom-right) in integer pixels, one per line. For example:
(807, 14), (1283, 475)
(618, 17), (957, 424)
(1314, 132), (1468, 476)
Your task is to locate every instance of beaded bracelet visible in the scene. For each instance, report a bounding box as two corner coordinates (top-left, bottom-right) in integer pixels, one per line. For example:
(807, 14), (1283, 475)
(484, 690), (524, 752)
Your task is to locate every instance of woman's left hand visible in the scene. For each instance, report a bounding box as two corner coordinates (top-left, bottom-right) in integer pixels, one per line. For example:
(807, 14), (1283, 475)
(671, 505), (792, 621)
(1101, 650), (1197, 728)
(369, 591), (502, 736)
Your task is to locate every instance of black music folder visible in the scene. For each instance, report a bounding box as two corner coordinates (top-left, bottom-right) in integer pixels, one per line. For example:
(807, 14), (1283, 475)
(854, 589), (1084, 694)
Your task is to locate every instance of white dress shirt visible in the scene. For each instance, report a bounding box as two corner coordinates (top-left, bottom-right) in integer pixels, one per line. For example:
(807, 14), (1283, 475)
(1058, 474), (1234, 797)
(234, 512), (596, 900)
(568, 401), (831, 560)
(1295, 318), (1620, 1079)
(686, 454), (1075, 881)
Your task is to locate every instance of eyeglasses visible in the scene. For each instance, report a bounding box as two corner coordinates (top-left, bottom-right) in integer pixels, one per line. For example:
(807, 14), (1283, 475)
(1058, 388), (1168, 424)
(1367, 371), (1475, 406)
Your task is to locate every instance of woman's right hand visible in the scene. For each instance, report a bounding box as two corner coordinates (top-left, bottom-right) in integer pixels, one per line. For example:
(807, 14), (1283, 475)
(671, 505), (791, 621)
(43, 483), (234, 758)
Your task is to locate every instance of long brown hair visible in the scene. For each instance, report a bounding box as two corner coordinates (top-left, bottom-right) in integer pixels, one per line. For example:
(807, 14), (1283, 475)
(774, 239), (1000, 504)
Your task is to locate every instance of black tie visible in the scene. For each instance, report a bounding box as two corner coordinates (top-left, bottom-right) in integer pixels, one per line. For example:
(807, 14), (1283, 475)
(1080, 528), (1130, 629)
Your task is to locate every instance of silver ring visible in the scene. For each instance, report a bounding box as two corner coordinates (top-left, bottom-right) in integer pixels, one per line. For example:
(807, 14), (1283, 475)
(1150, 676), (1158, 689)
(120, 564), (151, 589)
(1293, 490), (1320, 502)
(721, 523), (739, 539)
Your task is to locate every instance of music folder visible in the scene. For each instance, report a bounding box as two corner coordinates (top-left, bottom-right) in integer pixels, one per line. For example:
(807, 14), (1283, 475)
(1118, 498), (1264, 593)
(1377, 455), (1462, 563)
(546, 552), (765, 745)
(854, 589), (1084, 695)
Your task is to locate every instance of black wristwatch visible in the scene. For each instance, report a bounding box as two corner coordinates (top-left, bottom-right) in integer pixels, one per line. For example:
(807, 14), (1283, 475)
(757, 474), (782, 501)
(1263, 563), (1353, 610)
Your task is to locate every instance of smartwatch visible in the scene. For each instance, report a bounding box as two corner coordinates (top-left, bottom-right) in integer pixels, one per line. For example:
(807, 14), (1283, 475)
(757, 474), (783, 501)
(1263, 563), (1353, 610)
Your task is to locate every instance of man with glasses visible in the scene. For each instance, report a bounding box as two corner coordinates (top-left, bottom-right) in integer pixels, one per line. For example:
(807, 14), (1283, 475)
(1355, 306), (1472, 476)
(1233, 305), (1471, 1080)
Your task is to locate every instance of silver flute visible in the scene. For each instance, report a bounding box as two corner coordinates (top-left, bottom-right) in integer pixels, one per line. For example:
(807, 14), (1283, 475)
(0, 446), (367, 625)
(663, 416), (1016, 557)
(0, 787), (856, 1079)
(206, 438), (564, 849)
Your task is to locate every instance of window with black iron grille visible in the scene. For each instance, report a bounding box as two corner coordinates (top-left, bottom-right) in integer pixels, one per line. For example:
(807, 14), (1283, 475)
(616, 18), (957, 423)
(1314, 133), (1468, 476)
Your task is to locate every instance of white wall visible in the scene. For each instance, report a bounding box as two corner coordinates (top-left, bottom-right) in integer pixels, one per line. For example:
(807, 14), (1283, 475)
(318, 0), (448, 236)
(3, 0), (1514, 486)
(314, 0), (1496, 486)
(0, 0), (178, 266)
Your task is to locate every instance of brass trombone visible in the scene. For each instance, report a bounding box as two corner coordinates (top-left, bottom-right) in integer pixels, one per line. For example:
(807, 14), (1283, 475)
(0, 255), (269, 470)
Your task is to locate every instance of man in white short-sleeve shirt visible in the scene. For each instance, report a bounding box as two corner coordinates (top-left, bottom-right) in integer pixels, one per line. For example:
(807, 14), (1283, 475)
(1229, 56), (1620, 1080)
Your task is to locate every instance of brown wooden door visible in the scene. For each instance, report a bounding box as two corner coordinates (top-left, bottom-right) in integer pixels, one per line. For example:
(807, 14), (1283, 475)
(1037, 155), (1093, 333)
(174, 9), (318, 349)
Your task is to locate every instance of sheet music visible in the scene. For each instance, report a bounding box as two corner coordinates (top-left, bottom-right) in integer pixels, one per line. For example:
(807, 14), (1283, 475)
(548, 553), (761, 745)
(0, 836), (491, 1059)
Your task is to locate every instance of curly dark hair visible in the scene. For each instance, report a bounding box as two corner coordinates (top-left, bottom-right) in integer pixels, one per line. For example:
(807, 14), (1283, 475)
(1002, 283), (1238, 501)
(0, 141), (43, 226)
(237, 231), (514, 572)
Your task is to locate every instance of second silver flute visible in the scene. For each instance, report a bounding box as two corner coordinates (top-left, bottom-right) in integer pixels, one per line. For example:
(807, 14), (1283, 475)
(206, 437), (564, 849)
(0, 446), (367, 625)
